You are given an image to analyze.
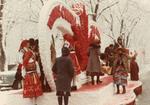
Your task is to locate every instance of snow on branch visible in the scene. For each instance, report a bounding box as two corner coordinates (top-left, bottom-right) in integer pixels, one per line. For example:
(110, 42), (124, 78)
(101, 0), (142, 48)
(97, 1), (119, 19)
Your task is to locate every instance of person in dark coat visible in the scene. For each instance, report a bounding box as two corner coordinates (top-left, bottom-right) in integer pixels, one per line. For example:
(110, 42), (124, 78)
(130, 56), (139, 81)
(52, 47), (74, 105)
(104, 44), (115, 67)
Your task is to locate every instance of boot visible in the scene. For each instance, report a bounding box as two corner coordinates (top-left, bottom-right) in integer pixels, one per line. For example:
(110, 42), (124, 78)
(58, 96), (63, 105)
(96, 76), (102, 84)
(116, 85), (120, 94)
(33, 98), (37, 105)
(91, 76), (95, 85)
(122, 86), (126, 94)
(64, 95), (69, 105)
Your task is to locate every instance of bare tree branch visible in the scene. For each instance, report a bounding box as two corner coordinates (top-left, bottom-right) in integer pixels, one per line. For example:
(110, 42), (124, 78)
(127, 18), (140, 37)
(103, 32), (115, 41)
(116, 15), (121, 23)
(97, 1), (119, 19)
(125, 17), (140, 47)
(89, 0), (94, 13)
(28, 19), (38, 23)
(121, 2), (129, 16)
(40, 0), (44, 5)
(29, 1), (39, 20)
(120, 19), (124, 35)
(100, 0), (142, 48)
(102, 15), (111, 24)
(109, 10), (114, 37)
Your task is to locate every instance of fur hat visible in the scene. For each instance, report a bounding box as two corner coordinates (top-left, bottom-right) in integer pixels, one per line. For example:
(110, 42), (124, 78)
(61, 47), (70, 56)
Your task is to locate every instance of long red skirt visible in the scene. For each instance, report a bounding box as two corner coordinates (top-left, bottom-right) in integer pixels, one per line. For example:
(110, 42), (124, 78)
(23, 72), (43, 98)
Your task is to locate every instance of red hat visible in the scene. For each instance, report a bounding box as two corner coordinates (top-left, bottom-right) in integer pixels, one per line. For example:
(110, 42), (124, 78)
(19, 40), (29, 51)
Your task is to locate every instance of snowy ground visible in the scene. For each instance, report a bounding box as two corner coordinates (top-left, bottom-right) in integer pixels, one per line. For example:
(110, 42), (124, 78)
(0, 63), (149, 105)
(0, 76), (142, 105)
(137, 63), (150, 105)
(0, 83), (114, 105)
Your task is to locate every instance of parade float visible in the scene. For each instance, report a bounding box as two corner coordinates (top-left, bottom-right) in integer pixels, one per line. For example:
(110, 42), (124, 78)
(38, 0), (101, 90)
(0, 0), (143, 105)
(37, 1), (142, 105)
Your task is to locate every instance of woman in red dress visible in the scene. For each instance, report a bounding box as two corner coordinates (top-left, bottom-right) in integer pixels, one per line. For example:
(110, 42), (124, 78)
(22, 40), (43, 105)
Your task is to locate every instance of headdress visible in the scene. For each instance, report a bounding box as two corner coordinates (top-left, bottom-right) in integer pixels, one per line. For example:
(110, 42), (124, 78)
(19, 40), (29, 51)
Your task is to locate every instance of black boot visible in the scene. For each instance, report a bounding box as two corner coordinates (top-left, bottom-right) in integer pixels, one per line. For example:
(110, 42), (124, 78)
(58, 96), (63, 105)
(122, 86), (126, 94)
(116, 85), (120, 94)
(91, 76), (94, 85)
(96, 76), (102, 84)
(64, 95), (69, 105)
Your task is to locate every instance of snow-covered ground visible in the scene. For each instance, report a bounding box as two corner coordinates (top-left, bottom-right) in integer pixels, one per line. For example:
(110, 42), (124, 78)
(0, 77), (114, 105)
(137, 63), (150, 105)
(0, 63), (148, 105)
(0, 75), (143, 105)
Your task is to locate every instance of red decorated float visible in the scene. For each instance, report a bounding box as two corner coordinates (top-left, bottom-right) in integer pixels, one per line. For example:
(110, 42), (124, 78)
(38, 1), (101, 90)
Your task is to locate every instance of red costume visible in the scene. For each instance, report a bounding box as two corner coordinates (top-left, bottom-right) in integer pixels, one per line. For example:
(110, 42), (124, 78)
(70, 50), (81, 75)
(18, 40), (29, 72)
(23, 50), (43, 98)
(12, 40), (29, 89)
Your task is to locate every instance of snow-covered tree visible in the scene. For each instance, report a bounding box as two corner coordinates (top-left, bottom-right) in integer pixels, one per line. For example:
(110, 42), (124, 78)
(99, 0), (142, 48)
(2, 0), (48, 66)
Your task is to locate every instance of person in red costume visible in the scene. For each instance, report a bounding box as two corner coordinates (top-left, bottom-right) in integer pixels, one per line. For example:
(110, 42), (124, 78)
(12, 40), (29, 89)
(69, 43), (81, 90)
(22, 40), (43, 105)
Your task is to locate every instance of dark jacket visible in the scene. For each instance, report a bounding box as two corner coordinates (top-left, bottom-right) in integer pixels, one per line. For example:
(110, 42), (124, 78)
(52, 56), (74, 92)
(130, 59), (139, 81)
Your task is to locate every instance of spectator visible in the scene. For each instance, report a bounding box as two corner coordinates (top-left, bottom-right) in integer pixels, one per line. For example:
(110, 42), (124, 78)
(52, 47), (74, 105)
(130, 56), (139, 81)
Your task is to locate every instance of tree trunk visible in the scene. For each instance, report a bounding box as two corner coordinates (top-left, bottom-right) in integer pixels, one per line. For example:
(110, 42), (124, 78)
(0, 0), (6, 71)
(93, 3), (99, 22)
